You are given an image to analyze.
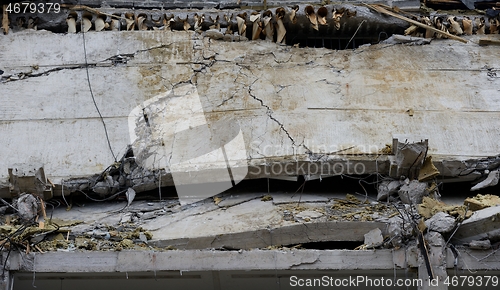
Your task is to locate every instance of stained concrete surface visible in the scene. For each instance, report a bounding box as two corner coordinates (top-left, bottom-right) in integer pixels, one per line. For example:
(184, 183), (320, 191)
(1, 30), (500, 198)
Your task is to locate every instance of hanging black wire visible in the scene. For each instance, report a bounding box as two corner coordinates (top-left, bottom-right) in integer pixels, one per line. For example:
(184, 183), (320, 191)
(80, 3), (117, 162)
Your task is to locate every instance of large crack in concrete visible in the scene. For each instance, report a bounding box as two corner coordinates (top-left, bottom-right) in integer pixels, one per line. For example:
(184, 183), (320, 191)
(0, 65), (89, 82)
(243, 72), (311, 154)
(0, 43), (173, 83)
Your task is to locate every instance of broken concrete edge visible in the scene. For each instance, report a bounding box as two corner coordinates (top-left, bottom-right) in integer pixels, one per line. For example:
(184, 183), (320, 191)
(3, 152), (499, 200)
(453, 205), (500, 241)
(4, 247), (500, 272)
(149, 221), (389, 250)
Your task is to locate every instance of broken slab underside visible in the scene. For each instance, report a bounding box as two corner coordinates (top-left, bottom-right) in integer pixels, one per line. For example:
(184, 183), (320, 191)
(3, 193), (500, 289)
(1, 15), (500, 198)
(2, 183), (500, 289)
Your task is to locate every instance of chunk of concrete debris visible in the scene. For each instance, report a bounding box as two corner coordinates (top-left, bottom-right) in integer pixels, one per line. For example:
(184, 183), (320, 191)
(469, 239), (491, 250)
(364, 228), (384, 248)
(120, 212), (133, 224)
(390, 137), (428, 178)
(139, 232), (148, 243)
(381, 34), (432, 45)
(398, 180), (428, 205)
(377, 180), (402, 201)
(93, 176), (119, 196)
(453, 205), (500, 241)
(487, 229), (500, 243)
(464, 194), (500, 211)
(387, 216), (412, 248)
(204, 29), (224, 40)
(295, 210), (323, 220)
(17, 193), (39, 221)
(125, 188), (136, 207)
(425, 231), (445, 247)
(471, 170), (499, 191)
(425, 212), (456, 233)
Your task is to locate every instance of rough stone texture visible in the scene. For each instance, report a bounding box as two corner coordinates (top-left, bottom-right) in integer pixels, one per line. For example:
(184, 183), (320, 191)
(1, 30), (500, 198)
(454, 205), (500, 241)
(16, 193), (39, 221)
(469, 239), (491, 250)
(364, 227), (383, 248)
(425, 212), (456, 234)
(398, 180), (428, 205)
(471, 170), (499, 191)
(377, 180), (402, 201)
(295, 210), (323, 220)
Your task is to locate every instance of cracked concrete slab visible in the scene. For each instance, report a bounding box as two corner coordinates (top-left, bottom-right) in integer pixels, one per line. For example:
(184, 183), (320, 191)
(1, 30), (500, 198)
(143, 199), (283, 241)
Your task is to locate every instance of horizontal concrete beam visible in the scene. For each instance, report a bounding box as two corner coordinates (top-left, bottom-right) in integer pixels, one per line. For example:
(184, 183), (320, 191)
(7, 248), (500, 273)
(7, 249), (396, 272)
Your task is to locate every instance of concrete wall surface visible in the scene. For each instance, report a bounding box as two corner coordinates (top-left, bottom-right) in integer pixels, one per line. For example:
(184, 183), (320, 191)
(1, 30), (499, 195)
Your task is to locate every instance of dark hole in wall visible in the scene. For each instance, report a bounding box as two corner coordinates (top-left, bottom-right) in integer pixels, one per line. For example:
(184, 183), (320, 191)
(299, 241), (364, 250)
(243, 22), (396, 50)
(288, 36), (381, 50)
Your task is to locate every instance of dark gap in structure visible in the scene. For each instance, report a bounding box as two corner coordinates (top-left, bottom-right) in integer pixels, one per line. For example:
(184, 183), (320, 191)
(228, 175), (380, 195)
(299, 241), (364, 250)
(287, 34), (381, 50)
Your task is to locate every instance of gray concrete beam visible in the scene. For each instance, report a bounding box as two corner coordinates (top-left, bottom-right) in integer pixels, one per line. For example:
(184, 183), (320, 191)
(6, 248), (500, 274)
(7, 250), (397, 273)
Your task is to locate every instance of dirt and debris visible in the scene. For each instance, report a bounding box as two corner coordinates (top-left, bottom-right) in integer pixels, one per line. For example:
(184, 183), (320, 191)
(363, 228), (384, 248)
(464, 193), (500, 210)
(261, 195), (273, 201)
(418, 196), (472, 219)
(15, 193), (39, 221)
(1, 220), (154, 252)
(328, 194), (396, 222)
